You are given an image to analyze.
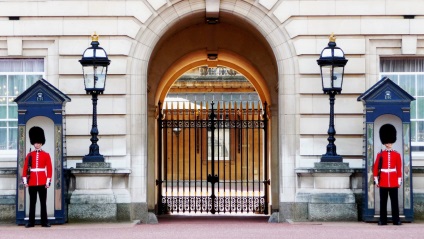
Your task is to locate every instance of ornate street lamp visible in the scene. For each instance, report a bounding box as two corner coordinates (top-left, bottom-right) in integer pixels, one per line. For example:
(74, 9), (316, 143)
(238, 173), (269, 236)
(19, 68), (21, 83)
(79, 32), (111, 162)
(317, 34), (348, 162)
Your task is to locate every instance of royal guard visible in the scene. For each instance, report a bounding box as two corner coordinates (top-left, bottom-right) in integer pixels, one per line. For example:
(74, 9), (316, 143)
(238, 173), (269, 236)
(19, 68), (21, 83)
(22, 126), (53, 228)
(373, 124), (402, 225)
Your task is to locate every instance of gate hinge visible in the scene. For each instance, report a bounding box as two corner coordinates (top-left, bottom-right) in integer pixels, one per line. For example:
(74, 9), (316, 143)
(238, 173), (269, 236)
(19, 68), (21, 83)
(155, 179), (162, 185)
(264, 179), (270, 185)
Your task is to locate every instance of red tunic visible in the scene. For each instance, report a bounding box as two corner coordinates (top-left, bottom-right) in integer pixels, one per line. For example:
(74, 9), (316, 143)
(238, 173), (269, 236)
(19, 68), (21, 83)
(22, 150), (52, 186)
(373, 150), (402, 188)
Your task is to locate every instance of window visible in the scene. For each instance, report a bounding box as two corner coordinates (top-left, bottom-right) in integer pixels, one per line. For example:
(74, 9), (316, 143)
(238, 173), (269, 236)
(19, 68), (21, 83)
(0, 59), (44, 152)
(380, 58), (424, 146)
(207, 128), (230, 161)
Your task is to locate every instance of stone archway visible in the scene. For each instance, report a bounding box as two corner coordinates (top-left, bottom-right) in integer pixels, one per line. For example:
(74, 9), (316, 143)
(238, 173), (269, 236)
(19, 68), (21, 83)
(126, 1), (292, 221)
(155, 49), (272, 105)
(145, 14), (280, 216)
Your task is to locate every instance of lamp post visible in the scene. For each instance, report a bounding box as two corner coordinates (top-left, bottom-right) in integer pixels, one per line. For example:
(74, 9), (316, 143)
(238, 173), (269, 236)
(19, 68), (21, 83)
(79, 32), (111, 163)
(317, 34), (348, 162)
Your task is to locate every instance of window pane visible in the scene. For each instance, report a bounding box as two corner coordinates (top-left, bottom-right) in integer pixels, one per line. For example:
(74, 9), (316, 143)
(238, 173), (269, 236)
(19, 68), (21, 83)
(382, 74), (398, 83)
(0, 128), (6, 150)
(185, 94), (196, 102)
(241, 94), (252, 101)
(398, 74), (415, 96)
(9, 75), (25, 96)
(229, 95), (237, 101)
(0, 105), (6, 118)
(8, 104), (17, 119)
(27, 75), (42, 86)
(8, 127), (17, 150)
(0, 75), (6, 96)
(222, 94), (232, 102)
(0, 60), (23, 72)
(24, 59), (44, 72)
(417, 98), (424, 119)
(411, 101), (417, 119)
(418, 121), (424, 142)
(411, 121), (417, 142)
(207, 129), (230, 160)
(205, 94), (214, 102)
(418, 75), (424, 96)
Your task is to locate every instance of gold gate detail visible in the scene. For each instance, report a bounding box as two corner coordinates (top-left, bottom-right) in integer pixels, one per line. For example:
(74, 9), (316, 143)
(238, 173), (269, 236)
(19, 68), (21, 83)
(156, 101), (270, 214)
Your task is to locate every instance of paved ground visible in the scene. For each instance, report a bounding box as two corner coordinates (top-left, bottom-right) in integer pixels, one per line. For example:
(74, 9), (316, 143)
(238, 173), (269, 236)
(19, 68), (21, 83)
(1, 215), (423, 239)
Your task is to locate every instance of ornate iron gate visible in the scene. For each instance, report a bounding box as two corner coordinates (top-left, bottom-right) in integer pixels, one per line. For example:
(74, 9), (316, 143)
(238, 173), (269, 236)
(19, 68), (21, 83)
(156, 101), (270, 214)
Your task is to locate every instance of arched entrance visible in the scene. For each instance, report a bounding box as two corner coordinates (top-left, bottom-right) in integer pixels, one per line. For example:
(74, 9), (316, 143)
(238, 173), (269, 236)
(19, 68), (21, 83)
(156, 64), (270, 214)
(145, 10), (281, 217)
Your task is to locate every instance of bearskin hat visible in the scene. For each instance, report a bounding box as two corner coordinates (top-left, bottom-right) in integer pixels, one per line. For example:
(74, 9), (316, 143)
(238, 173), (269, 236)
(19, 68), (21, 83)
(379, 124), (396, 144)
(29, 126), (45, 145)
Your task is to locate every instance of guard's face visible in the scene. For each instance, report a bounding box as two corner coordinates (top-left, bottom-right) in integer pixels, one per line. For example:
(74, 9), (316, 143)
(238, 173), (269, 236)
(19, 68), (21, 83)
(34, 143), (42, 150)
(384, 143), (393, 149)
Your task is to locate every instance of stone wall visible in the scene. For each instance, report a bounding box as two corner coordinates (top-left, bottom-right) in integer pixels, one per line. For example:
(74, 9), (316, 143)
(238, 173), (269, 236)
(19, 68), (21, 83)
(413, 167), (424, 220)
(0, 168), (16, 223)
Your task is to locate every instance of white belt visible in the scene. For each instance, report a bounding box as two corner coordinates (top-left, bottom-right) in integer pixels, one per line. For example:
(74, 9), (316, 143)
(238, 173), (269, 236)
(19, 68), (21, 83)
(30, 168), (46, 172)
(381, 168), (396, 172)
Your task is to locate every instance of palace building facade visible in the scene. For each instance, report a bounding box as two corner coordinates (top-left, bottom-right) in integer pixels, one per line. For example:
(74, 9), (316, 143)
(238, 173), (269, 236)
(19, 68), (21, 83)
(1, 0), (424, 223)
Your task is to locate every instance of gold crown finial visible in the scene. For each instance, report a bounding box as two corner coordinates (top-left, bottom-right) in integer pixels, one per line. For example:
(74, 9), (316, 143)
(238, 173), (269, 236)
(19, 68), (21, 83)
(329, 33), (336, 42)
(91, 32), (99, 42)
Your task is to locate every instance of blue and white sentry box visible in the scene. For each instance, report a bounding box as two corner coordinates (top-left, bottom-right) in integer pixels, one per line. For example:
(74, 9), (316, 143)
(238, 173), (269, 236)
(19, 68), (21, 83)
(14, 79), (71, 225)
(358, 76), (415, 222)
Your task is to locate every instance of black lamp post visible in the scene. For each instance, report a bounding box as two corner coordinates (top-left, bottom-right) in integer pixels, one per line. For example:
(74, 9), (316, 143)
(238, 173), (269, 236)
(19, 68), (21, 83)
(317, 34), (348, 162)
(79, 32), (111, 163)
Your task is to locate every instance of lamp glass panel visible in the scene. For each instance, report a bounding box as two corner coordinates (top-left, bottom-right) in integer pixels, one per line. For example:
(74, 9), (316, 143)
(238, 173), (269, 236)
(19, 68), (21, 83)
(94, 66), (106, 89)
(82, 65), (95, 89)
(332, 66), (344, 89)
(321, 65), (344, 90)
(96, 49), (107, 58)
(321, 65), (332, 89)
(333, 48), (344, 57)
(83, 48), (94, 58)
(321, 48), (332, 57)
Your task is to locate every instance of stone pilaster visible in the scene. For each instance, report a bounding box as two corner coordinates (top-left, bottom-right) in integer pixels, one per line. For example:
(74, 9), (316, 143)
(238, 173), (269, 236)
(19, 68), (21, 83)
(0, 168), (16, 223)
(68, 164), (131, 222)
(295, 162), (358, 221)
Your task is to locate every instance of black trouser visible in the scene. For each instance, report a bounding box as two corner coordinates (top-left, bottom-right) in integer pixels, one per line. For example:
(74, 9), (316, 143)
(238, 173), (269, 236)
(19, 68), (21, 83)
(28, 185), (48, 225)
(379, 187), (400, 223)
